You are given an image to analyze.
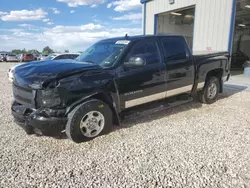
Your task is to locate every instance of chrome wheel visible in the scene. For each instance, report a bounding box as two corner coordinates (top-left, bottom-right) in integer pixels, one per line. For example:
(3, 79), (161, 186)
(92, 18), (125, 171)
(80, 111), (105, 138)
(207, 82), (217, 99)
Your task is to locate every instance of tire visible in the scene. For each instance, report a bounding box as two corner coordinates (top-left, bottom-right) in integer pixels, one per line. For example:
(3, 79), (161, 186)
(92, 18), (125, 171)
(198, 76), (220, 104)
(24, 125), (34, 135)
(66, 99), (113, 143)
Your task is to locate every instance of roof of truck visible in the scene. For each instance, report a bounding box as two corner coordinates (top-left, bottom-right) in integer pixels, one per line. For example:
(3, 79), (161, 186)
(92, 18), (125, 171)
(101, 34), (184, 42)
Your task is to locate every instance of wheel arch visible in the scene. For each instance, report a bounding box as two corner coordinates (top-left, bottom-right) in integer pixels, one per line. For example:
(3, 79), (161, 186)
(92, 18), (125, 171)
(205, 68), (224, 93)
(66, 92), (120, 126)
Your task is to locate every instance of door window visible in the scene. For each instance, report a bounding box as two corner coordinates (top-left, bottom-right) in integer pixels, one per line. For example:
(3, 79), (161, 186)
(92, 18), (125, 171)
(125, 39), (161, 65)
(161, 37), (187, 62)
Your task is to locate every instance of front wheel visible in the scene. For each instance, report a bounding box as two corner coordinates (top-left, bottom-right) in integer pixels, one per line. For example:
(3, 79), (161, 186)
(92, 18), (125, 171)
(198, 76), (220, 104)
(66, 99), (113, 143)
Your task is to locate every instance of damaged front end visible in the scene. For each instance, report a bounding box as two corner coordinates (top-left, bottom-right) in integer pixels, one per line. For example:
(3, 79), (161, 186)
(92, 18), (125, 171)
(11, 101), (67, 136)
(11, 59), (107, 136)
(12, 79), (68, 136)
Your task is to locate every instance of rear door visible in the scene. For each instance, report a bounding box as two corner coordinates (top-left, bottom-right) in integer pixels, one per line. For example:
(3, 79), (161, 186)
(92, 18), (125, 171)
(159, 36), (195, 97)
(116, 38), (167, 109)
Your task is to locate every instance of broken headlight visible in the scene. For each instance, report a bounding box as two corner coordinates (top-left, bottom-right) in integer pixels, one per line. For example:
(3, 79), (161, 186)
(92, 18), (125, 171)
(37, 89), (62, 108)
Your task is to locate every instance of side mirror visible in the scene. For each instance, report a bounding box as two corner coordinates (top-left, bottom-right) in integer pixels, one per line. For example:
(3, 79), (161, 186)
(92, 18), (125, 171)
(124, 57), (146, 69)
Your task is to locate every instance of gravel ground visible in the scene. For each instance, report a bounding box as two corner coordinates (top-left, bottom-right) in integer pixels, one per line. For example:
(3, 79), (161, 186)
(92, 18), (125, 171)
(0, 63), (250, 188)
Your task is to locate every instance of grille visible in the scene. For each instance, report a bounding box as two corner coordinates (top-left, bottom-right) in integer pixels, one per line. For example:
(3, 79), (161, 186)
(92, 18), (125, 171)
(13, 83), (35, 108)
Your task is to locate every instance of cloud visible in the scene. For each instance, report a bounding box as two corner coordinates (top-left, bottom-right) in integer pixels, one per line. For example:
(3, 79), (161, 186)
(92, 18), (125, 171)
(70, 10), (75, 13)
(47, 22), (54, 25)
(43, 19), (54, 26)
(0, 23), (142, 52)
(13, 31), (34, 37)
(50, 23), (103, 33)
(90, 4), (97, 8)
(112, 13), (142, 21)
(42, 18), (50, 22)
(56, 0), (106, 7)
(0, 28), (23, 33)
(18, 24), (31, 27)
(51, 8), (60, 14)
(107, 0), (141, 12)
(41, 25), (142, 50)
(0, 11), (7, 15)
(18, 24), (41, 31)
(1, 9), (47, 21)
(107, 4), (112, 8)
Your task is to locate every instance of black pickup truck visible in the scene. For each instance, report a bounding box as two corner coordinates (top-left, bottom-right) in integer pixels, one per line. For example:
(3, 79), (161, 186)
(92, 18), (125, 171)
(11, 35), (230, 143)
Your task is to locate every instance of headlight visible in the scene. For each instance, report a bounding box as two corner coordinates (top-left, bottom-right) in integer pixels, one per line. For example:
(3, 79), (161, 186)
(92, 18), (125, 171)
(42, 97), (61, 107)
(37, 89), (62, 108)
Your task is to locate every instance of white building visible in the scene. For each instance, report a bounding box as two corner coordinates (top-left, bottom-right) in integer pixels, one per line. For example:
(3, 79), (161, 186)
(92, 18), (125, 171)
(141, 0), (250, 69)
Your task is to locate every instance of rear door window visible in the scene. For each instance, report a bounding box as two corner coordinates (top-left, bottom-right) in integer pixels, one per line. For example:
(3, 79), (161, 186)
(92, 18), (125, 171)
(161, 37), (188, 62)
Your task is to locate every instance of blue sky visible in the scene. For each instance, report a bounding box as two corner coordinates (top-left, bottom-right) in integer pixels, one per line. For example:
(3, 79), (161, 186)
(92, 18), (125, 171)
(0, 0), (142, 52)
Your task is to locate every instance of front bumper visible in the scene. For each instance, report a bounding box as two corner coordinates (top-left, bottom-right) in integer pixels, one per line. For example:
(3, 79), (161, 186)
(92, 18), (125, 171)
(11, 102), (67, 136)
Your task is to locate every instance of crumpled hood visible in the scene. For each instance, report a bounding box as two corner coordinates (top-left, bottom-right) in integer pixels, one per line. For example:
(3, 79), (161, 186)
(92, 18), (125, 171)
(14, 59), (101, 88)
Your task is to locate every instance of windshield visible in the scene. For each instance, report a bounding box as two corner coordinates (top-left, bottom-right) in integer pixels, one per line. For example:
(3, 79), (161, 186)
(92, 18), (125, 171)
(76, 40), (129, 68)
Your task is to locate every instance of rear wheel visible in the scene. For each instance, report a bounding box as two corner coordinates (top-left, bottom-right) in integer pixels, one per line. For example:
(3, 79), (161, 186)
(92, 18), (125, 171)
(66, 99), (113, 143)
(198, 76), (220, 104)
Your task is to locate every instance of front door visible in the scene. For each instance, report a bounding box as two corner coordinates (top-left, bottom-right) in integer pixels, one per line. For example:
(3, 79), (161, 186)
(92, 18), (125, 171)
(116, 38), (167, 109)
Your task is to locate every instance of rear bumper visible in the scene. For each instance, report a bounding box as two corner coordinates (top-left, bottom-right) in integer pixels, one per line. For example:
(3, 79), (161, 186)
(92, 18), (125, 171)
(11, 102), (67, 136)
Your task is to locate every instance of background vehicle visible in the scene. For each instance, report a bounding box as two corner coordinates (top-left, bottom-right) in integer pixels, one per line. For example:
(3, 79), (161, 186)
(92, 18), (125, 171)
(6, 54), (19, 62)
(7, 53), (80, 81)
(42, 53), (80, 61)
(0, 53), (8, 62)
(8, 64), (21, 81)
(22, 54), (35, 62)
(17, 54), (23, 62)
(11, 35), (230, 143)
(39, 54), (48, 60)
(0, 54), (4, 62)
(34, 54), (40, 61)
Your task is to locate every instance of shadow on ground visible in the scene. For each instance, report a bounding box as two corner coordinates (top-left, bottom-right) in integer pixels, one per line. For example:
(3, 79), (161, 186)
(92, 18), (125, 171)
(230, 70), (244, 76)
(224, 84), (248, 92)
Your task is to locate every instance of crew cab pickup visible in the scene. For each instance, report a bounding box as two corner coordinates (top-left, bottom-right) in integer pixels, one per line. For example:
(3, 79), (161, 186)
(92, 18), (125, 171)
(11, 35), (230, 143)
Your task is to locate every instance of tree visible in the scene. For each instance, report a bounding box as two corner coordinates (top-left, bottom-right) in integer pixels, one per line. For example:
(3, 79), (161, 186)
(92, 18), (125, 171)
(12, 49), (40, 55)
(42, 46), (54, 55)
(12, 49), (22, 54)
(28, 49), (40, 54)
(21, 48), (27, 54)
(12, 49), (28, 54)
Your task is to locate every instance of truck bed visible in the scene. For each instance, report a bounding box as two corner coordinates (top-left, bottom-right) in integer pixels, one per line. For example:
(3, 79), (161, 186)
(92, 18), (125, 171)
(193, 51), (230, 58)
